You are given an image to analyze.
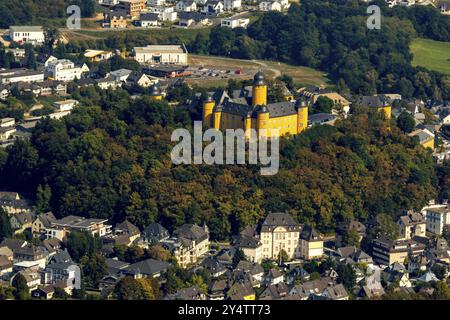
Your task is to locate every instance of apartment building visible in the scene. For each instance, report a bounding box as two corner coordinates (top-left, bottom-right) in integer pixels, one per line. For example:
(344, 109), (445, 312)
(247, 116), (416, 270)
(396, 210), (426, 240)
(9, 26), (45, 46)
(161, 224), (209, 268)
(44, 215), (112, 241)
(45, 59), (83, 82)
(372, 238), (426, 266)
(260, 212), (301, 260)
(422, 204), (450, 235)
(116, 0), (147, 19)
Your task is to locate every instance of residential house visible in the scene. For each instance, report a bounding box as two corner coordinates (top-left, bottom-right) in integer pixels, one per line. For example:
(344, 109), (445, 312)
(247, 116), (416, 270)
(11, 269), (41, 291)
(9, 26), (45, 46)
(439, 0), (450, 14)
(176, 0), (197, 12)
(397, 210), (426, 240)
(259, 282), (289, 300)
(0, 118), (15, 128)
(299, 225), (324, 260)
(234, 226), (263, 263)
(109, 68), (133, 82)
(307, 113), (336, 127)
(335, 220), (366, 247)
(220, 17), (249, 29)
(53, 99), (79, 112)
(103, 10), (128, 28)
(178, 12), (210, 27)
(202, 0), (224, 15)
(263, 268), (284, 286)
(260, 212), (301, 260)
(168, 224), (209, 268)
(223, 0), (241, 10)
(408, 128), (435, 150)
(319, 283), (349, 300)
(0, 192), (31, 215)
(207, 279), (228, 300)
(84, 49), (113, 62)
(149, 6), (178, 21)
(167, 286), (206, 300)
(422, 204), (450, 235)
(201, 257), (227, 277)
(9, 212), (33, 235)
(133, 44), (188, 65)
(226, 281), (256, 300)
(121, 258), (171, 278)
(235, 260), (264, 287)
(149, 0), (166, 5)
(13, 244), (47, 270)
(288, 277), (334, 300)
(115, 220), (141, 243)
(300, 87), (351, 116)
(259, 1), (282, 12)
(141, 222), (170, 245)
(0, 255), (13, 277)
(40, 251), (81, 293)
(45, 215), (112, 241)
(126, 71), (155, 87)
(31, 285), (55, 299)
(136, 13), (160, 27)
(105, 258), (130, 276)
(96, 76), (122, 90)
(45, 59), (84, 82)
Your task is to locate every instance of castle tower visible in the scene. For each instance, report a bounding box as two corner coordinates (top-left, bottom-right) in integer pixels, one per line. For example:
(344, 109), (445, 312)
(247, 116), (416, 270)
(252, 71), (267, 107)
(297, 100), (308, 134)
(257, 105), (270, 138)
(213, 105), (222, 130)
(202, 94), (215, 128)
(244, 112), (253, 140)
(149, 83), (163, 100)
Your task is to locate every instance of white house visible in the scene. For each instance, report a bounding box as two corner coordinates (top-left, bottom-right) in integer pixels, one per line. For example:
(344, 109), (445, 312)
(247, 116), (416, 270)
(9, 26), (45, 46)
(109, 69), (133, 82)
(176, 0), (197, 11)
(133, 44), (188, 65)
(148, 0), (166, 5)
(221, 17), (249, 29)
(0, 118), (15, 128)
(259, 1), (281, 11)
(202, 0), (224, 15)
(53, 100), (79, 112)
(137, 13), (161, 27)
(45, 59), (84, 82)
(149, 6), (178, 21)
(178, 13), (210, 27)
(422, 204), (450, 235)
(223, 0), (241, 10)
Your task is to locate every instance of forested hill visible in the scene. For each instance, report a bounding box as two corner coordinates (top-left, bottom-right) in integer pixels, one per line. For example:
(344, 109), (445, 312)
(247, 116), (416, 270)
(0, 88), (440, 240)
(0, 0), (96, 28)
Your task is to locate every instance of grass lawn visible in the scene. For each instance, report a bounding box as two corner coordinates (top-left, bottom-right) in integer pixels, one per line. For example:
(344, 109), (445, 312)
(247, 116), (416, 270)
(411, 38), (450, 75)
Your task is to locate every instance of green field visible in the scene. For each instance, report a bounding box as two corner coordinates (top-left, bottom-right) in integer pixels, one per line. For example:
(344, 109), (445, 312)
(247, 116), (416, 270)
(411, 38), (450, 75)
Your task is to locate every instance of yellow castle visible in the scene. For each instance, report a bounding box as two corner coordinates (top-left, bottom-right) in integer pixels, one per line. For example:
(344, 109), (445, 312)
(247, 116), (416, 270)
(202, 72), (308, 138)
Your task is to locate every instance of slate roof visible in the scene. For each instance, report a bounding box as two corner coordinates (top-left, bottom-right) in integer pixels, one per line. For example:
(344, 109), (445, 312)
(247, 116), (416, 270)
(300, 225), (322, 241)
(174, 224), (208, 243)
(115, 220), (140, 236)
(36, 212), (57, 228)
(143, 222), (170, 241)
(261, 212), (300, 232)
(139, 13), (159, 21)
(123, 258), (171, 277)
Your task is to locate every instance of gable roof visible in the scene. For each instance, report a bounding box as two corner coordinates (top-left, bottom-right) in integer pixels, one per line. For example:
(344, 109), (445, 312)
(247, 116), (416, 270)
(123, 258), (171, 277)
(115, 220), (140, 236)
(261, 212), (300, 232)
(174, 224), (208, 243)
